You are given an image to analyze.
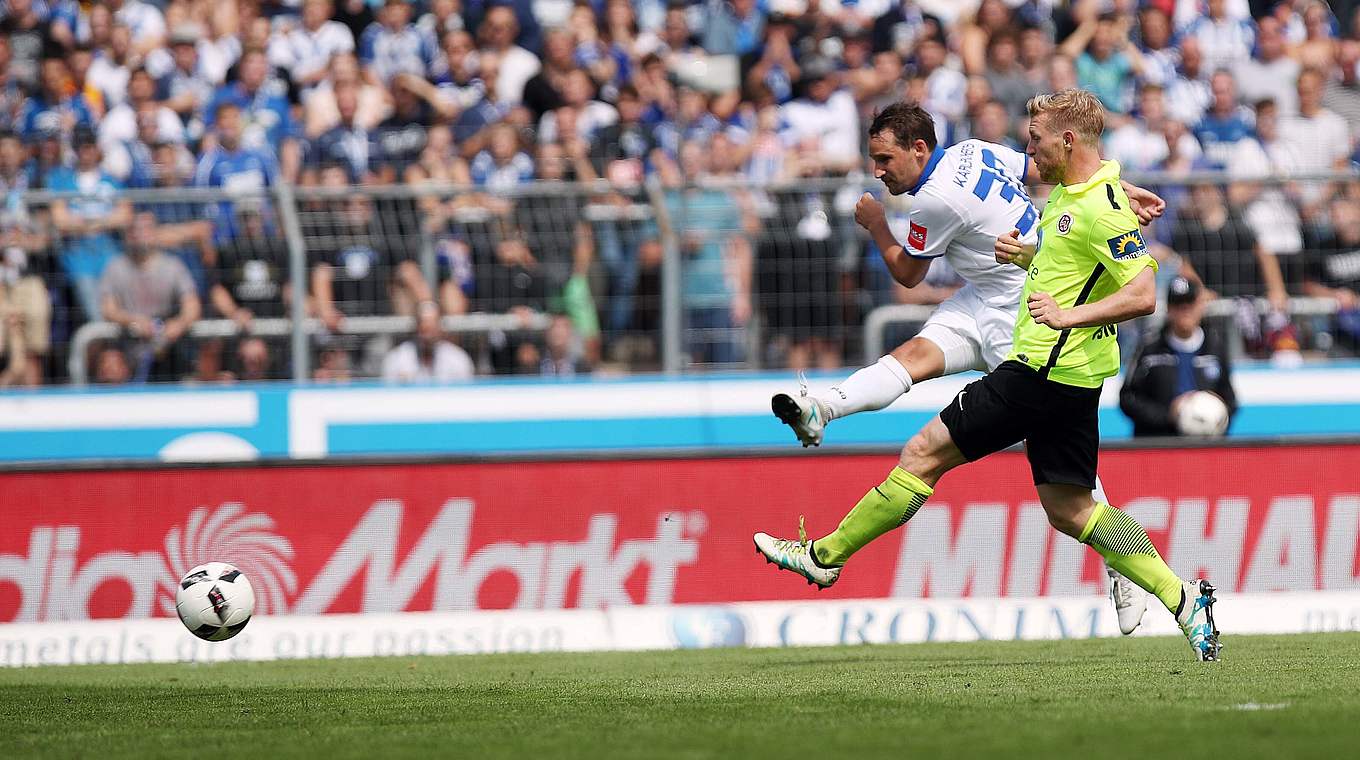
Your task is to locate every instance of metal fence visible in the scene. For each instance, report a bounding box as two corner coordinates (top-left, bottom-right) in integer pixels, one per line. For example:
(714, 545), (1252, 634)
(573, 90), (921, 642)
(4, 170), (1360, 387)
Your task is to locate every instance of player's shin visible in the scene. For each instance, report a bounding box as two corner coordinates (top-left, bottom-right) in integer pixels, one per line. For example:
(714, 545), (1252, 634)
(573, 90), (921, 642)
(820, 355), (914, 422)
(1078, 501), (1183, 613)
(812, 466), (931, 566)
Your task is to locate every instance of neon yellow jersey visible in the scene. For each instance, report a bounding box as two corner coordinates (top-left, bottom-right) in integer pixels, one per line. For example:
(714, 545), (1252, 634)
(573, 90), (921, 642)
(1007, 160), (1157, 388)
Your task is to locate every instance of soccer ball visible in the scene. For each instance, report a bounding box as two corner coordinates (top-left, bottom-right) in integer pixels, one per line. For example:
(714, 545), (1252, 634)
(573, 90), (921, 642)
(1176, 391), (1229, 437)
(175, 562), (256, 641)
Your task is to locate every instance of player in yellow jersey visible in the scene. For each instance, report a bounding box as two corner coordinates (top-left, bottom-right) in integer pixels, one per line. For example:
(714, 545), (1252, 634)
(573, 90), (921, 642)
(754, 89), (1221, 661)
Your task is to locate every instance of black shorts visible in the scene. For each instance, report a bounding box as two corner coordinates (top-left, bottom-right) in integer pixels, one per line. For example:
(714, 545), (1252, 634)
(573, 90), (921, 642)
(938, 360), (1101, 488)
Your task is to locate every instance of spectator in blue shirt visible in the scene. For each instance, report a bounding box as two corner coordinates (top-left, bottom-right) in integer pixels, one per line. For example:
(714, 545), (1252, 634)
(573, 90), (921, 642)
(452, 50), (510, 144)
(19, 58), (95, 141)
(23, 125), (61, 188)
(1134, 5), (1177, 88)
(469, 121), (534, 193)
(204, 49), (299, 181)
(109, 104), (162, 187)
(663, 140), (752, 366)
(461, 0), (542, 54)
(370, 74), (443, 182)
(195, 102), (280, 244)
(1181, 0), (1255, 75)
(1059, 12), (1144, 116)
(308, 81), (375, 184)
(139, 139), (214, 296)
(702, 0), (766, 57)
(432, 28), (485, 115)
(1194, 70), (1256, 169)
(359, 0), (438, 87)
(45, 126), (132, 321)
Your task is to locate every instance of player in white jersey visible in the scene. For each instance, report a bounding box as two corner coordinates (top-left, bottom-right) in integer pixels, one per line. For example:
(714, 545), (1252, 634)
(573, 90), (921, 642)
(770, 102), (1165, 633)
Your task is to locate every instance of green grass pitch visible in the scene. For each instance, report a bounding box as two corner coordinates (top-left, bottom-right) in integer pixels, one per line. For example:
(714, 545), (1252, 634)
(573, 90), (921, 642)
(2, 633), (1357, 759)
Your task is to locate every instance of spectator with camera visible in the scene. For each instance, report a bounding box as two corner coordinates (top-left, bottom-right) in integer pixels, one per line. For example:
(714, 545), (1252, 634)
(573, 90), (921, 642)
(1120, 276), (1237, 438)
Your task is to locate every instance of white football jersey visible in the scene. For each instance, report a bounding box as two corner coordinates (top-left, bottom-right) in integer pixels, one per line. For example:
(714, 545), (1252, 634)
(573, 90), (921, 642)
(900, 139), (1036, 307)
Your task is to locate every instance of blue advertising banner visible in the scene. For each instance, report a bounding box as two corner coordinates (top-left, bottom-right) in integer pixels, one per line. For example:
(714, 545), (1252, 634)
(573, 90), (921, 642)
(0, 365), (1357, 463)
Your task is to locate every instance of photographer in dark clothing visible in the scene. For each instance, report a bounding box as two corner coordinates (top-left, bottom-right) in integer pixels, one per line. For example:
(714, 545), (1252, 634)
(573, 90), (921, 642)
(1120, 276), (1237, 437)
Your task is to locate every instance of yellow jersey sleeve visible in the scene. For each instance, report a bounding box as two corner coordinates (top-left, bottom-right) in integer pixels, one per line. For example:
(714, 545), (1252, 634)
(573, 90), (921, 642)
(1087, 207), (1158, 287)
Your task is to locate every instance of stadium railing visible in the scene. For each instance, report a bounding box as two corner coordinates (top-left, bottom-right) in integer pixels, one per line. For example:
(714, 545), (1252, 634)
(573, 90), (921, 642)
(66, 313), (548, 386)
(862, 298), (1340, 366)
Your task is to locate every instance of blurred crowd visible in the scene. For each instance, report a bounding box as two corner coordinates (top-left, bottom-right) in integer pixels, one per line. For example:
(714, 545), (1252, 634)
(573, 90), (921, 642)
(1, 0), (1360, 386)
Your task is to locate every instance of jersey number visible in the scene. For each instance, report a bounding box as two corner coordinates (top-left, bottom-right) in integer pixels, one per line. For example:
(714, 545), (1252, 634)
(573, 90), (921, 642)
(971, 149), (1037, 235)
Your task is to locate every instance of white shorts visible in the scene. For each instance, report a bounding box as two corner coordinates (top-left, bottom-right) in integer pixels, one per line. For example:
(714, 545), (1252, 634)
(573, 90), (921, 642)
(915, 284), (1017, 374)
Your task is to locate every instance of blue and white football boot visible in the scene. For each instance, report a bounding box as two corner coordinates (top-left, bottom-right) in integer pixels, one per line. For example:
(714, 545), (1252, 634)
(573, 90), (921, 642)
(772, 375), (829, 448)
(1177, 579), (1222, 661)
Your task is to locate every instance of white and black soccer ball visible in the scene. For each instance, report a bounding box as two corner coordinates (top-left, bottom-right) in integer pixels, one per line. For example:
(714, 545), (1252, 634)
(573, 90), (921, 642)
(175, 562), (256, 641)
(1176, 391), (1230, 437)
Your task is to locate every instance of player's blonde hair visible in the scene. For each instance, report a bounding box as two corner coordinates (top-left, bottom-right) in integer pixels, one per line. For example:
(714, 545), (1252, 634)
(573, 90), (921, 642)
(1026, 89), (1105, 145)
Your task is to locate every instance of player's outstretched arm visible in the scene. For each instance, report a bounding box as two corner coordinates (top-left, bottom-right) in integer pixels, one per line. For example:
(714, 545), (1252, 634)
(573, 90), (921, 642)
(854, 192), (932, 288)
(1120, 181), (1165, 225)
(1028, 266), (1156, 330)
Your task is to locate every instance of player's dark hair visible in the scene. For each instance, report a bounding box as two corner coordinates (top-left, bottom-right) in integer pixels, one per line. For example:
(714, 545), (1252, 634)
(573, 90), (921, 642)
(868, 102), (937, 151)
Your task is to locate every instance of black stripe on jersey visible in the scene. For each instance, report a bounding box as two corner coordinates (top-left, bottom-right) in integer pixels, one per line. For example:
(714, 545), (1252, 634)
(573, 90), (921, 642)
(1105, 184), (1120, 210)
(1039, 264), (1107, 379)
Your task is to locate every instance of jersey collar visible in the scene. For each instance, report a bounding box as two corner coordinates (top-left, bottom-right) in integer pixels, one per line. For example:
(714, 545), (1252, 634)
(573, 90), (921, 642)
(909, 146), (946, 195)
(1061, 159), (1121, 194)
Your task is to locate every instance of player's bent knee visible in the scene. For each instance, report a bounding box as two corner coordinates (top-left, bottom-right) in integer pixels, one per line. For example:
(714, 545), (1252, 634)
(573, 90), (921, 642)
(1038, 485), (1096, 538)
(891, 339), (945, 382)
(1044, 509), (1085, 538)
(900, 434), (933, 468)
(898, 419), (964, 484)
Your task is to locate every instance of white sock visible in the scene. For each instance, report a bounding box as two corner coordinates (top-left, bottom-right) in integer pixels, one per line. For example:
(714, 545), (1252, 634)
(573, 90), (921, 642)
(817, 355), (913, 421)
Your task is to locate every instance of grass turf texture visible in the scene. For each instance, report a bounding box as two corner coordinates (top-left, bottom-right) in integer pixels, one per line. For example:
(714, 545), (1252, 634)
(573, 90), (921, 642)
(2, 633), (1358, 759)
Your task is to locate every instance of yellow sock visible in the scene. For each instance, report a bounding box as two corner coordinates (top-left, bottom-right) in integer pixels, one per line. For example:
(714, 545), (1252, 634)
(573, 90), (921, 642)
(1080, 502), (1183, 612)
(812, 466), (932, 566)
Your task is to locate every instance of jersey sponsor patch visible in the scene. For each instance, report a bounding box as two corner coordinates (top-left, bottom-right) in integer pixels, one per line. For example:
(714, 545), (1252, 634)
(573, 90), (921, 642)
(1057, 213), (1072, 234)
(1106, 229), (1149, 260)
(908, 222), (928, 250)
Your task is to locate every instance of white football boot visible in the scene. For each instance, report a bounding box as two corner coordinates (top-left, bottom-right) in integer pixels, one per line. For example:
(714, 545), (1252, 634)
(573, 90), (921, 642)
(1176, 579), (1222, 661)
(772, 375), (829, 448)
(753, 517), (841, 589)
(1108, 564), (1148, 635)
